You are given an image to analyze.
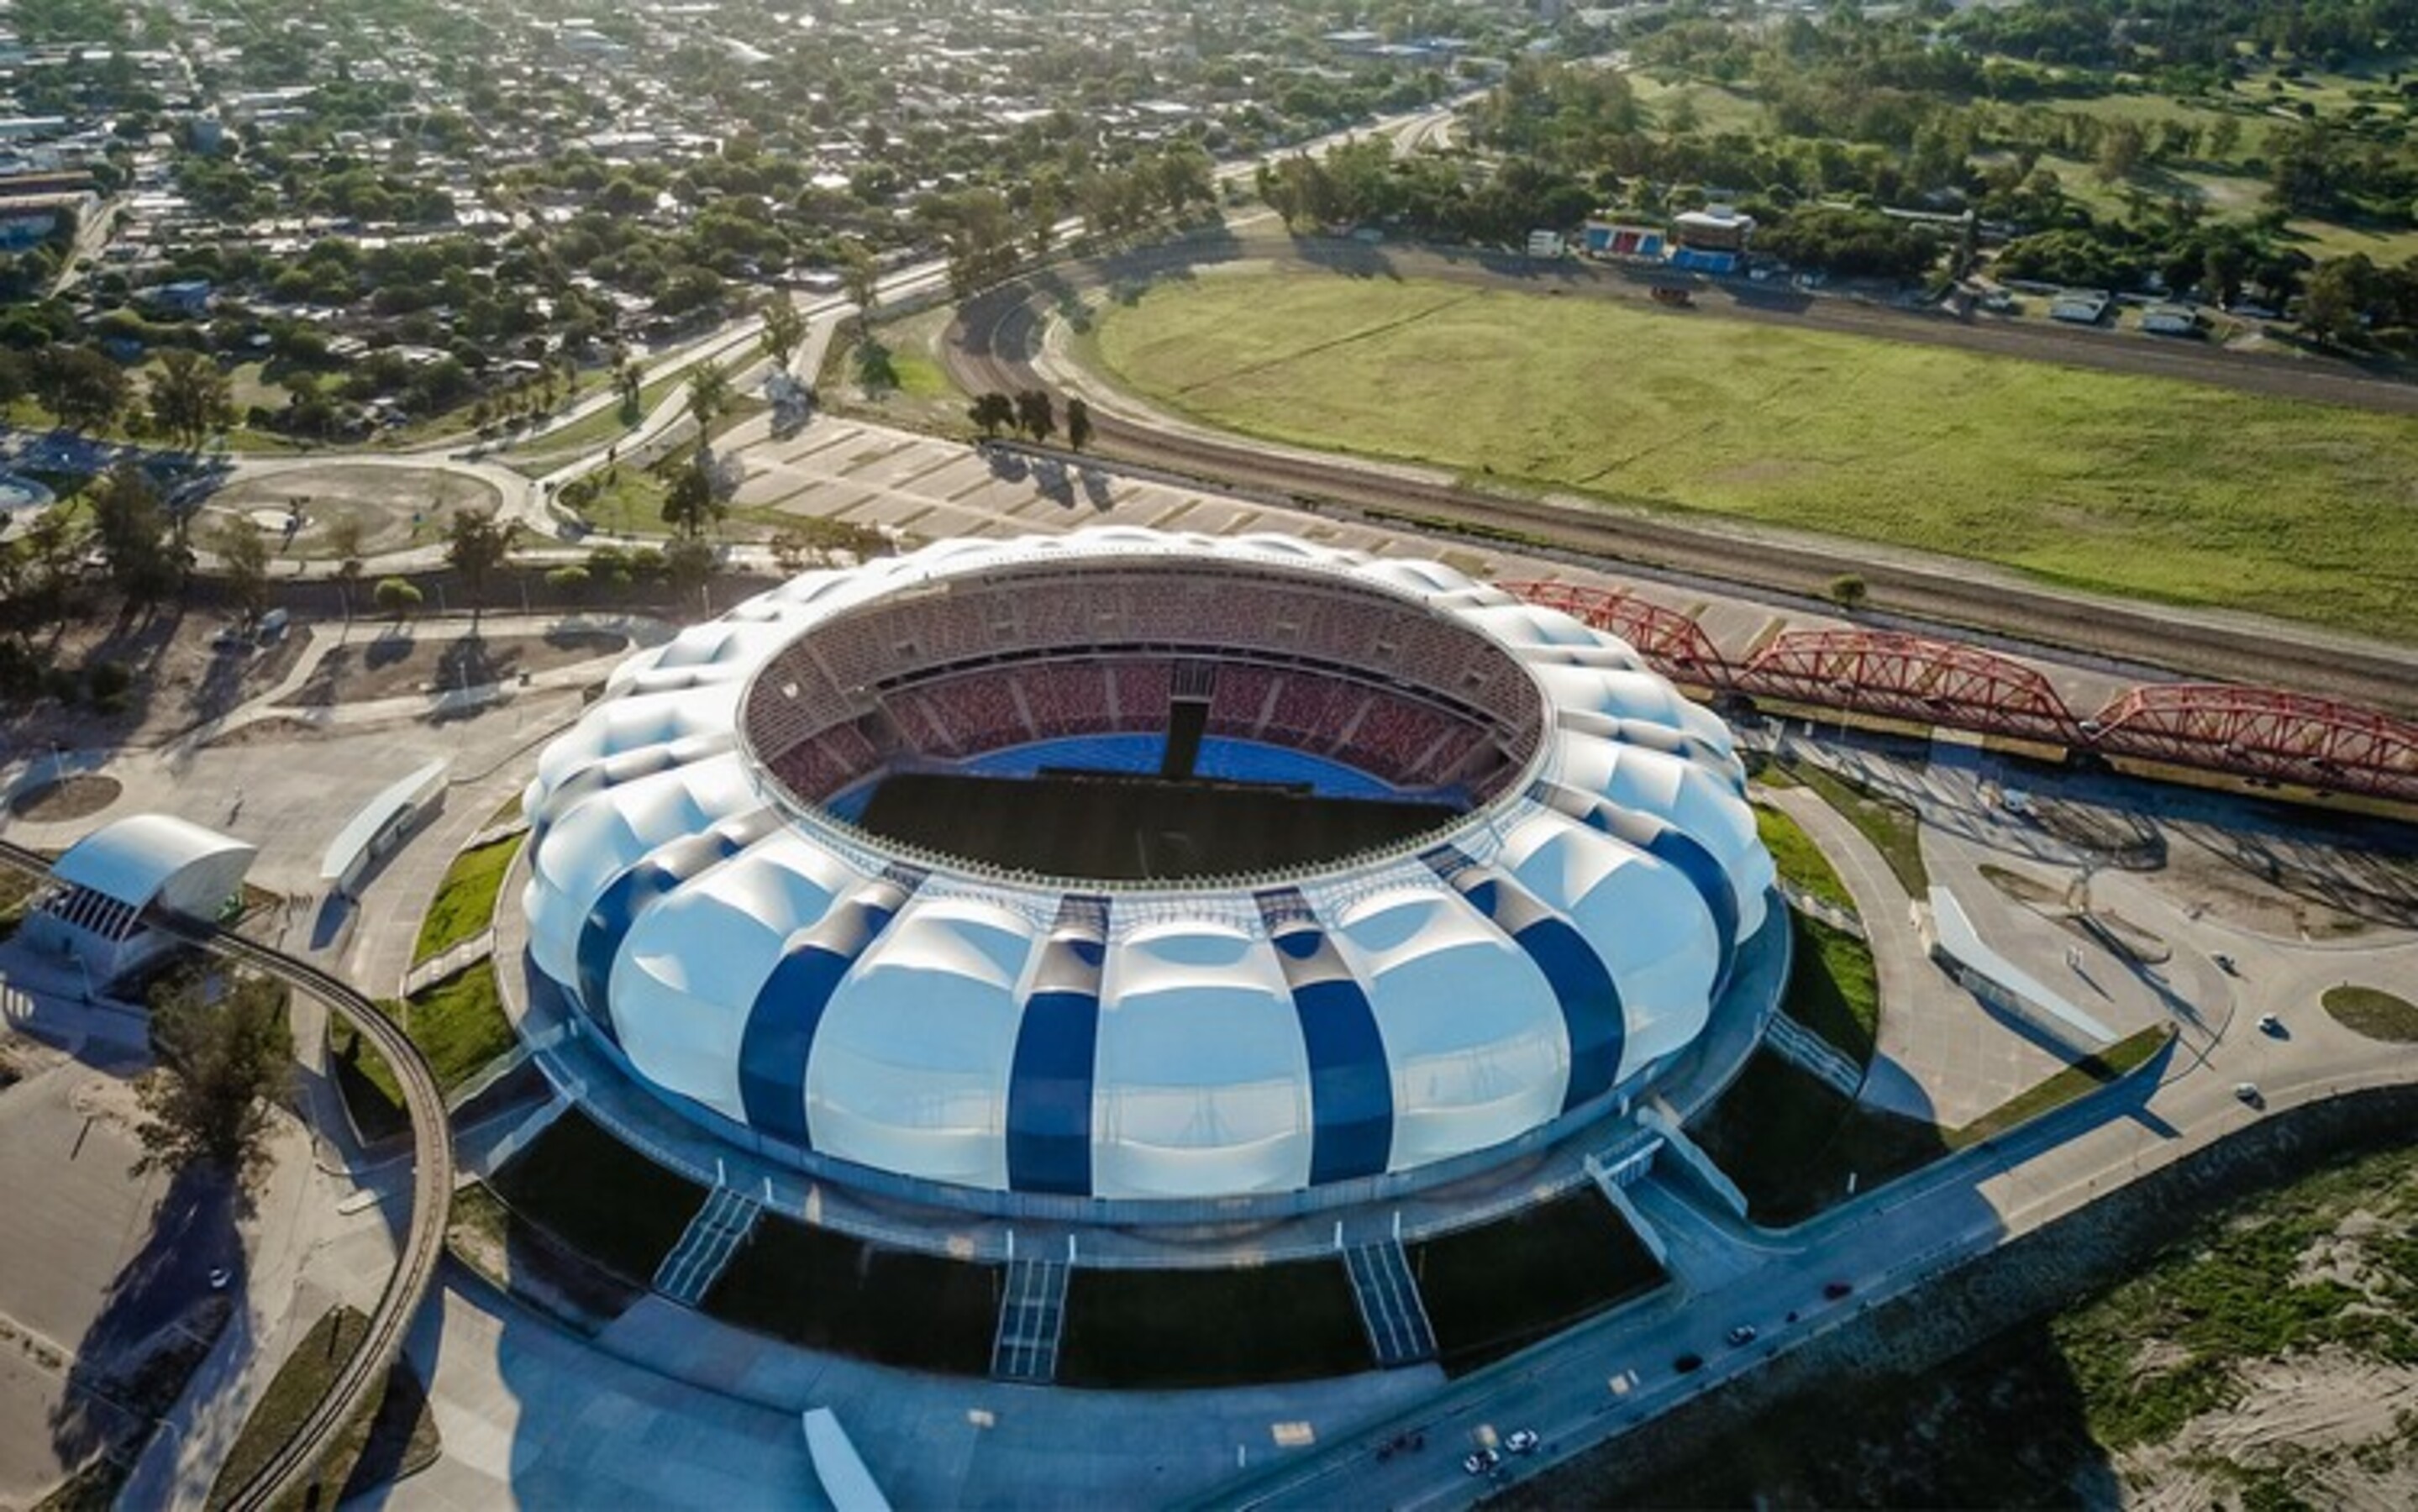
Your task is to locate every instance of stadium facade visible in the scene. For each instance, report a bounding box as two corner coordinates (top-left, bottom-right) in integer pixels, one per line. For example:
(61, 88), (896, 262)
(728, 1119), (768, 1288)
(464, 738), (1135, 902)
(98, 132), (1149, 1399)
(520, 530), (1774, 1212)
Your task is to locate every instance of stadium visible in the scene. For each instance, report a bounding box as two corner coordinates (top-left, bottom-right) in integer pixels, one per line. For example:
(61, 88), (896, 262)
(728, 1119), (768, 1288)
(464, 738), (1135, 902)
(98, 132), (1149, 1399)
(518, 528), (1778, 1220)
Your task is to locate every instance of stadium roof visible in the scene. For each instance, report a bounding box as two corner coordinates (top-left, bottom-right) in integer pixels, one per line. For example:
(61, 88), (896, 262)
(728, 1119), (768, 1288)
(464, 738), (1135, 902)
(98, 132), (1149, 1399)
(520, 531), (1775, 1206)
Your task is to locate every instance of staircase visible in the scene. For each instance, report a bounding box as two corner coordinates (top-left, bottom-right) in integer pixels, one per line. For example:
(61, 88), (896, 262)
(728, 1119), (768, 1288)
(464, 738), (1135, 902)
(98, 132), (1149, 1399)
(991, 1256), (1071, 1383)
(652, 1187), (761, 1306)
(1343, 1238), (1438, 1368)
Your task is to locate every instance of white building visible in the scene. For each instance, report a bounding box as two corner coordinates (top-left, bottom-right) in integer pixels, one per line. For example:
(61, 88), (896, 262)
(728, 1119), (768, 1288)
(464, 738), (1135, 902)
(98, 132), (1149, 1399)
(19, 814), (255, 984)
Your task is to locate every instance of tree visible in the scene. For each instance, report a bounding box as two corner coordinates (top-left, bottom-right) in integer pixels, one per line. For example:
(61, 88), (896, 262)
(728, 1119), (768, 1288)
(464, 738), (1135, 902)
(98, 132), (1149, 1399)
(87, 462), (179, 601)
(443, 508), (514, 627)
(685, 358), (731, 456)
(2095, 119), (2147, 184)
(660, 460), (724, 539)
(2301, 255), (2378, 347)
(1827, 574), (1869, 610)
(31, 344), (129, 435)
(1065, 396), (1093, 453)
(325, 512), (367, 619)
(664, 536), (716, 607)
(210, 515), (271, 621)
(838, 239), (879, 333)
(1016, 388), (1055, 443)
(147, 349), (234, 451)
(134, 972), (294, 1184)
(374, 575), (421, 622)
(968, 391), (1016, 437)
(758, 293), (806, 373)
(1028, 174), (1062, 260)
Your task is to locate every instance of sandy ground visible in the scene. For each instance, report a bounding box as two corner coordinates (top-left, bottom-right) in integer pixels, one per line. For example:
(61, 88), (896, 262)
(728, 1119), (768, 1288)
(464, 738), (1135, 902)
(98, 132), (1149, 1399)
(2127, 1350), (2418, 1511)
(194, 464), (502, 559)
(275, 628), (626, 707)
(0, 606), (314, 756)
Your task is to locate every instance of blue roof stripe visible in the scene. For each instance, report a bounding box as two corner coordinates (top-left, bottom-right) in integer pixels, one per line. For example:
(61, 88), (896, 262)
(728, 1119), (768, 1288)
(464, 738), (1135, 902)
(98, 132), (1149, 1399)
(1256, 886), (1392, 1184)
(1004, 988), (1101, 1195)
(1293, 978), (1393, 1184)
(1645, 825), (1739, 995)
(573, 825), (761, 1042)
(739, 878), (915, 1147)
(1425, 848), (1624, 1110)
(1006, 895), (1112, 1195)
(1510, 914), (1624, 1109)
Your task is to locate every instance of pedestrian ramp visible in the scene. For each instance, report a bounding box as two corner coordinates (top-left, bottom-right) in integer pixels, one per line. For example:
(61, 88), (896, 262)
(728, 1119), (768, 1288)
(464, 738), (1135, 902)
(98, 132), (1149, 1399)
(653, 1186), (761, 1305)
(1343, 1237), (1437, 1368)
(991, 1256), (1070, 1383)
(1764, 1011), (1863, 1098)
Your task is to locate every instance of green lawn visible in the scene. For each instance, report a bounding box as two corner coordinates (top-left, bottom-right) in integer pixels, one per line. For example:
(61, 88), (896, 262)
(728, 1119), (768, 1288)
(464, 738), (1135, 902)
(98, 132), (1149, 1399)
(207, 1305), (370, 1510)
(386, 963), (517, 1092)
(1093, 271), (2418, 638)
(490, 1109), (706, 1286)
(412, 835), (519, 966)
(1790, 762), (1930, 896)
(1056, 1259), (1372, 1388)
(1948, 1023), (2173, 1150)
(1755, 803), (1854, 916)
(1785, 915), (1881, 1067)
(329, 960), (517, 1132)
(2321, 984), (2418, 1043)
(1410, 1193), (1667, 1374)
(705, 1216), (1003, 1376)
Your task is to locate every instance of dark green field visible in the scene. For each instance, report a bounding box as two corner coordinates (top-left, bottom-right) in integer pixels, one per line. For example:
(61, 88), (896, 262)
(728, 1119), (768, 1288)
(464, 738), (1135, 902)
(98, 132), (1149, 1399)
(1056, 1259), (1373, 1388)
(704, 1216), (1002, 1375)
(858, 769), (1455, 879)
(1411, 1193), (1666, 1373)
(490, 1110), (707, 1287)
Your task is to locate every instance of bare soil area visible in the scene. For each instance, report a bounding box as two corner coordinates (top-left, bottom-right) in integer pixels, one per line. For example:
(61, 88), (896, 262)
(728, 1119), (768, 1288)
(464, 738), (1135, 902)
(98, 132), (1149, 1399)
(7, 774), (121, 822)
(194, 464), (502, 559)
(276, 629), (626, 707)
(2, 606), (313, 753)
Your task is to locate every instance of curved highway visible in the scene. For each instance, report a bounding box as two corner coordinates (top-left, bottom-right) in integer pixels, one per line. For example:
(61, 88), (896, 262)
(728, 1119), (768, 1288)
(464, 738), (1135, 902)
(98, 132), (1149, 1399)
(945, 239), (2418, 716)
(0, 838), (455, 1512)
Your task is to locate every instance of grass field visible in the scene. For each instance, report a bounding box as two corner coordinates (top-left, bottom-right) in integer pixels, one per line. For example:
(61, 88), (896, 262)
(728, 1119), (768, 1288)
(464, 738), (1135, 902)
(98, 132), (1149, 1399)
(1755, 802), (1855, 916)
(490, 1109), (707, 1285)
(1785, 915), (1881, 1066)
(1093, 270), (2418, 638)
(705, 1216), (1001, 1376)
(1786, 759), (1931, 895)
(1411, 1193), (1666, 1373)
(329, 962), (516, 1129)
(1056, 1259), (1372, 1387)
(412, 835), (518, 965)
(2322, 984), (2418, 1042)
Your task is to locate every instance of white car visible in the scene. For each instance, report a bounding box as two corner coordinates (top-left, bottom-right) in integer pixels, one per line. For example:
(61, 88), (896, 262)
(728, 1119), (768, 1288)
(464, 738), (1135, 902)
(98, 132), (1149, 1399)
(1505, 1430), (1540, 1455)
(2234, 1082), (2264, 1107)
(1462, 1447), (1500, 1475)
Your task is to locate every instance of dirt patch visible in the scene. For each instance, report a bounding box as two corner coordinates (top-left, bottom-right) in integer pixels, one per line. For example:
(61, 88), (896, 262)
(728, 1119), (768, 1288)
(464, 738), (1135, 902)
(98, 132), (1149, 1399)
(8, 774), (121, 822)
(192, 464), (502, 559)
(2, 608), (313, 752)
(1980, 861), (2068, 908)
(277, 630), (628, 707)
(2127, 1352), (2418, 1512)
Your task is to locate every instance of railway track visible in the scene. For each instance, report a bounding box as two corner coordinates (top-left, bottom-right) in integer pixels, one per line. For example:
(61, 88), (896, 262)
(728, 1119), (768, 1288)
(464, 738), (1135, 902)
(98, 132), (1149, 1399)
(0, 838), (455, 1511)
(946, 265), (2418, 718)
